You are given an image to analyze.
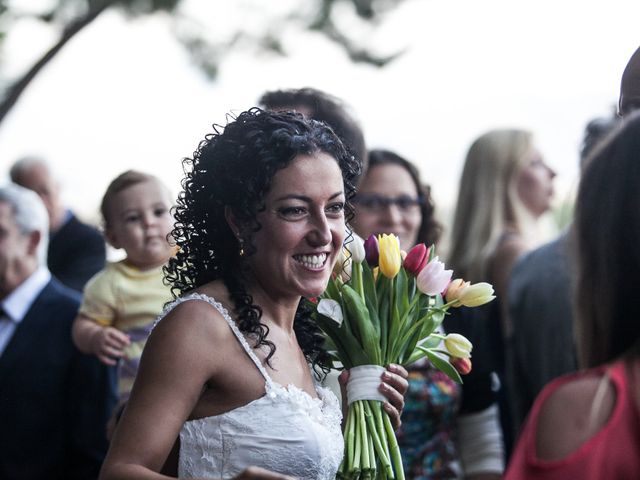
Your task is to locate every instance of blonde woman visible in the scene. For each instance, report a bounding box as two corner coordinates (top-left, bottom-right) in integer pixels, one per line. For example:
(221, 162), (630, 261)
(448, 129), (555, 337)
(447, 129), (555, 454)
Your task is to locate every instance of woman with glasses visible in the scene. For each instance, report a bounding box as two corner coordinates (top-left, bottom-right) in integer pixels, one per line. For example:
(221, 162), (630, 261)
(351, 149), (503, 479)
(351, 149), (440, 251)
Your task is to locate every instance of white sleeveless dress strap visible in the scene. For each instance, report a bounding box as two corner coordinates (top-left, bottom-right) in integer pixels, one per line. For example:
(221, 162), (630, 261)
(163, 292), (275, 386)
(157, 292), (344, 480)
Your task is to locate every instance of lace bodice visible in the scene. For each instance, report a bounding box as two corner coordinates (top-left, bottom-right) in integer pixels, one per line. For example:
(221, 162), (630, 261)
(158, 293), (344, 480)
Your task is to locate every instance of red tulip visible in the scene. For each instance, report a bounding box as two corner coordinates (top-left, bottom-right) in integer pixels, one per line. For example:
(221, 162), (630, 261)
(450, 356), (472, 375)
(403, 243), (429, 276)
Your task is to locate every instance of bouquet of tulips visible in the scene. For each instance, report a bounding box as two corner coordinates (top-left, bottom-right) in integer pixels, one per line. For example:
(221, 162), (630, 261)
(313, 234), (495, 480)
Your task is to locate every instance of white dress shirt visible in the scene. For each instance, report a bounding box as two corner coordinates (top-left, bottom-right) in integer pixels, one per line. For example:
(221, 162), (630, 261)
(0, 266), (51, 357)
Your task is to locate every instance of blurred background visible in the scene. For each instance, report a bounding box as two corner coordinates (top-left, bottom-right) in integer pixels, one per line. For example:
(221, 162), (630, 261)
(0, 0), (638, 239)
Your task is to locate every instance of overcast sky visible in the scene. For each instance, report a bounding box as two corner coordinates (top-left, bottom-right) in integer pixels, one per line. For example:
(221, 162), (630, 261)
(1, 0), (638, 234)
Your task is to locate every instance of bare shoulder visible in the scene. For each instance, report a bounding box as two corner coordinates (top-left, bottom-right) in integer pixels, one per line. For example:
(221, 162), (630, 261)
(143, 291), (238, 375)
(535, 373), (616, 461)
(151, 295), (234, 348)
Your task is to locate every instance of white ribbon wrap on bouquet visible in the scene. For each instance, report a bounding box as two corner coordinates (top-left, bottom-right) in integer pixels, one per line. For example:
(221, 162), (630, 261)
(346, 364), (387, 405)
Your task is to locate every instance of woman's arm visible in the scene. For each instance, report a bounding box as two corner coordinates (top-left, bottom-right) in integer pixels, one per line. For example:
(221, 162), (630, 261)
(99, 302), (215, 479)
(457, 404), (504, 479)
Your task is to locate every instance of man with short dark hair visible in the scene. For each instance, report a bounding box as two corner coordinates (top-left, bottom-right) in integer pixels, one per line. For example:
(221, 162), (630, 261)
(259, 87), (367, 172)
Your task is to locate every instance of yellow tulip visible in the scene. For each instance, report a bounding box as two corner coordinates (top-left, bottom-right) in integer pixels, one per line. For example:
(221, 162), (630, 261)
(377, 234), (402, 278)
(457, 282), (496, 307)
(444, 333), (472, 358)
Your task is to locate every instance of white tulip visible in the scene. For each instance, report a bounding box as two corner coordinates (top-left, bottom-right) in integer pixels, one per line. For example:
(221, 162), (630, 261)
(345, 234), (366, 263)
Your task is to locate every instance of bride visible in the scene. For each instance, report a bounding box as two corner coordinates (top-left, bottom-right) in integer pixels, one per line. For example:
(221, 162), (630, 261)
(99, 108), (408, 479)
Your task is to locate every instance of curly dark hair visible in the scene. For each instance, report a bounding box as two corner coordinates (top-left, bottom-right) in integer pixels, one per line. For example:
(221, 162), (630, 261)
(366, 149), (442, 247)
(165, 108), (360, 374)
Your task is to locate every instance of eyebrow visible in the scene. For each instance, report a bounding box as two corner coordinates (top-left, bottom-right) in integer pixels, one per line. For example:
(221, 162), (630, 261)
(122, 201), (167, 211)
(274, 191), (344, 202)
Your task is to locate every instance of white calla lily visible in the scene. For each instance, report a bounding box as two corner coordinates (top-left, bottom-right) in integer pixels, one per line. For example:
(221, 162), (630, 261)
(317, 299), (344, 326)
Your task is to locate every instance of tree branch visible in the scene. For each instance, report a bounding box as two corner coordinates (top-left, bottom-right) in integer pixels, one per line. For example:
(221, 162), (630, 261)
(0, 0), (114, 125)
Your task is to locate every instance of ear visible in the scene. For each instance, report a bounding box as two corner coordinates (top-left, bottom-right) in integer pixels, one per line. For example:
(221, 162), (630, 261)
(105, 226), (121, 249)
(25, 230), (41, 257)
(224, 206), (242, 239)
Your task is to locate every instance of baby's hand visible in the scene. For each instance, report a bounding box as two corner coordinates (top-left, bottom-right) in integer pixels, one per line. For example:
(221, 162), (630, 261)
(91, 327), (130, 366)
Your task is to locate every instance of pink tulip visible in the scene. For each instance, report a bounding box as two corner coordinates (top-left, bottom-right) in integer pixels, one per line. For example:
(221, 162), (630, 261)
(416, 257), (453, 295)
(445, 278), (471, 306)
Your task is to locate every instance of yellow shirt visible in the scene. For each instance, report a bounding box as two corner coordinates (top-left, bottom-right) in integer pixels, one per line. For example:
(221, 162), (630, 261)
(80, 260), (172, 397)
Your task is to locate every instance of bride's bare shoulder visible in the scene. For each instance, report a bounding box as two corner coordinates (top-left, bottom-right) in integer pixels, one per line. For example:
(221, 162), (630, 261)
(152, 283), (237, 346)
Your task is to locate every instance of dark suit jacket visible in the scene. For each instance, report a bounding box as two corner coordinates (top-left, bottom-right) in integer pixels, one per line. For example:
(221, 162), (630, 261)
(0, 278), (117, 480)
(48, 213), (106, 292)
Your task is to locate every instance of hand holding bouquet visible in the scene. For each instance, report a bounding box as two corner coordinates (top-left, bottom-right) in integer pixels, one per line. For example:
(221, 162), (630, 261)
(313, 234), (495, 480)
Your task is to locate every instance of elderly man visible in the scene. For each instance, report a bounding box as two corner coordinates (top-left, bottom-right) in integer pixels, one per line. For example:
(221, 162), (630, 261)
(0, 184), (115, 479)
(10, 157), (105, 292)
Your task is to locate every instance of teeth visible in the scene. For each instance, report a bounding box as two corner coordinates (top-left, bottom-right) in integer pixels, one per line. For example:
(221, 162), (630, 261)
(295, 253), (327, 268)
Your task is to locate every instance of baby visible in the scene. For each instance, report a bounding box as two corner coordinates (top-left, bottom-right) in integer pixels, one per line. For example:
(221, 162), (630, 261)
(72, 170), (175, 401)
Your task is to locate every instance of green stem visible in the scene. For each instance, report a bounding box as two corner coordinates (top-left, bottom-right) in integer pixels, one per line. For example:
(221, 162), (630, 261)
(385, 279), (395, 364)
(353, 404), (361, 472)
(367, 425), (376, 479)
(355, 262), (365, 301)
(346, 406), (355, 472)
(441, 298), (461, 309)
(374, 403), (394, 478)
(363, 401), (391, 468)
(383, 410), (405, 480)
(358, 402), (370, 471)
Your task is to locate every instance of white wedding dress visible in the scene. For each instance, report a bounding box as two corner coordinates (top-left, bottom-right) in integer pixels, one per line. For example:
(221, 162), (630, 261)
(158, 293), (344, 479)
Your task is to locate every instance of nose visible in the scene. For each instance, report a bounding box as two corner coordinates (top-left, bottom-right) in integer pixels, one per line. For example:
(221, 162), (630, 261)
(307, 211), (332, 247)
(380, 203), (403, 226)
(142, 212), (157, 228)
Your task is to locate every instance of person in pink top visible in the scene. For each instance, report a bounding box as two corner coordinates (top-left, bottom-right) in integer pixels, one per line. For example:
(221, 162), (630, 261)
(505, 111), (640, 479)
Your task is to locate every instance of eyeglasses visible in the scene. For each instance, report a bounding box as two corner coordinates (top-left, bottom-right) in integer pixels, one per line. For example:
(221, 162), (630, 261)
(353, 194), (423, 212)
